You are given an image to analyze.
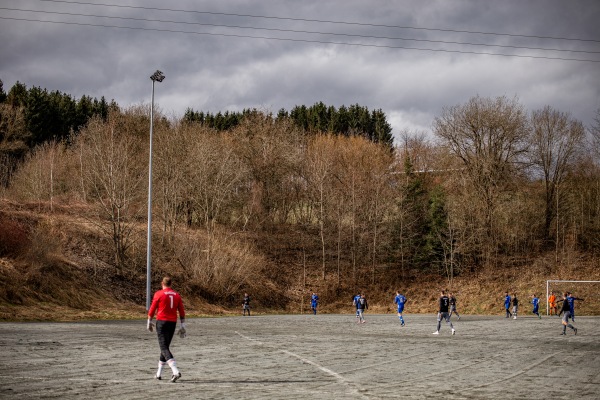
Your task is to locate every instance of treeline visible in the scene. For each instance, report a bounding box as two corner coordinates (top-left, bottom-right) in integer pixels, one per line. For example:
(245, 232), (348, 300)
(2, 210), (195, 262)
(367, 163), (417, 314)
(1, 79), (600, 302)
(183, 101), (393, 147)
(1, 78), (393, 169)
(3, 95), (600, 290)
(0, 80), (117, 160)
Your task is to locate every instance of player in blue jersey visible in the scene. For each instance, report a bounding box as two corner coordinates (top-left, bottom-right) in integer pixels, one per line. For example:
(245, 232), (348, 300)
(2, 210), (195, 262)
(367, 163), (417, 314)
(531, 294), (541, 319)
(356, 294), (368, 323)
(310, 292), (319, 315)
(504, 292), (512, 318)
(566, 292), (584, 322)
(394, 291), (407, 326)
(353, 292), (361, 319)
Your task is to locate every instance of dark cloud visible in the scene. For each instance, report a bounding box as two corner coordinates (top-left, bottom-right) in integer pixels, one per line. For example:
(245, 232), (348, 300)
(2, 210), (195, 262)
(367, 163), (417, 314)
(1, 0), (598, 141)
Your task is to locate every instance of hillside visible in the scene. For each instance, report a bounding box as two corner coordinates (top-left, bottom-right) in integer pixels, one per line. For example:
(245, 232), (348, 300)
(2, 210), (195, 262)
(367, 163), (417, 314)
(0, 199), (599, 321)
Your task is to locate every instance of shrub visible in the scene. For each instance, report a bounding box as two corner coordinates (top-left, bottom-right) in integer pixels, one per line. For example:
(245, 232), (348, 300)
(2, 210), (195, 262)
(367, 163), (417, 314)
(0, 216), (29, 257)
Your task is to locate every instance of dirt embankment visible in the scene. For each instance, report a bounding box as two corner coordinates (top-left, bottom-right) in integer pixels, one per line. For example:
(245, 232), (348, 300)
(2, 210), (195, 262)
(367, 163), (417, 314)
(1, 199), (599, 321)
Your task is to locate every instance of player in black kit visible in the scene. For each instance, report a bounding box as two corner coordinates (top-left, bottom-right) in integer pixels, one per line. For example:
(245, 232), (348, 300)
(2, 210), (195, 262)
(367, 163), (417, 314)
(558, 292), (578, 336)
(448, 292), (461, 320)
(433, 290), (455, 335)
(242, 293), (251, 316)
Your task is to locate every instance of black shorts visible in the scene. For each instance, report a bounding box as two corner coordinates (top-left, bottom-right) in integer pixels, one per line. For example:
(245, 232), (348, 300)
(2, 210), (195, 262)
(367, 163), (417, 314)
(156, 320), (177, 362)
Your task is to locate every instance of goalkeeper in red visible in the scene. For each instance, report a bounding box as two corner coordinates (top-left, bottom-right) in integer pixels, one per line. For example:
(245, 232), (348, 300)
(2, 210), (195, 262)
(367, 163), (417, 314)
(148, 276), (186, 382)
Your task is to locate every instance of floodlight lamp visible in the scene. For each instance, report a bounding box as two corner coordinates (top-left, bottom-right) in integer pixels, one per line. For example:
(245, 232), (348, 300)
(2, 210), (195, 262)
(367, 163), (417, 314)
(150, 70), (165, 82)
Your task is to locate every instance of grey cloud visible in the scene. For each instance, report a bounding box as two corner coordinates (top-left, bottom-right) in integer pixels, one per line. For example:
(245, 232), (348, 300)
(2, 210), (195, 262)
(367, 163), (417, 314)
(1, 0), (598, 143)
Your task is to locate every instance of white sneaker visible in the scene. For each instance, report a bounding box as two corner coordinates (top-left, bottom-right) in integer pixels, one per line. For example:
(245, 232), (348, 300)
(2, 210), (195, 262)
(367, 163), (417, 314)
(170, 372), (181, 383)
(513, 316), (517, 319)
(432, 331), (439, 335)
(451, 329), (455, 335)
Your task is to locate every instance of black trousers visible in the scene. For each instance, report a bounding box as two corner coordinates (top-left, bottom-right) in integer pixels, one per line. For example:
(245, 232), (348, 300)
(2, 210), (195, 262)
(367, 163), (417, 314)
(156, 320), (177, 362)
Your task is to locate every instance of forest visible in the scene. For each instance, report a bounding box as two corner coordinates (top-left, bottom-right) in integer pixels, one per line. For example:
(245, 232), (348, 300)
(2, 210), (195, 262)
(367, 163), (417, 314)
(1, 78), (599, 318)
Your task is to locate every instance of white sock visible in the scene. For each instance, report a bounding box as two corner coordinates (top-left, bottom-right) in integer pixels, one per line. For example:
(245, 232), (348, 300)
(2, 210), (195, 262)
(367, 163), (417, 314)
(167, 359), (180, 375)
(157, 361), (166, 377)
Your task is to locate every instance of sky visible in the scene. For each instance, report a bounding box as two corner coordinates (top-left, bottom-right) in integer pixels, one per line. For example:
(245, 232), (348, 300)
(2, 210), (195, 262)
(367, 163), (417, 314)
(1, 0), (599, 144)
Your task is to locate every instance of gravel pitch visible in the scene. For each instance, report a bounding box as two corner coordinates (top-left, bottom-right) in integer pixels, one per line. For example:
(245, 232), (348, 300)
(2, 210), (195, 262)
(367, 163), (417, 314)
(1, 314), (599, 399)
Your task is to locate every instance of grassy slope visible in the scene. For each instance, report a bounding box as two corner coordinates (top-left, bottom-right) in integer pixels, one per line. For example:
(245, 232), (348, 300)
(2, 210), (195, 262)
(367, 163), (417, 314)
(1, 200), (598, 321)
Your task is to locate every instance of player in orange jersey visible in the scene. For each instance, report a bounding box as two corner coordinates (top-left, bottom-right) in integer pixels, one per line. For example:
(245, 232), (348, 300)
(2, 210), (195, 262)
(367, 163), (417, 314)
(548, 292), (557, 316)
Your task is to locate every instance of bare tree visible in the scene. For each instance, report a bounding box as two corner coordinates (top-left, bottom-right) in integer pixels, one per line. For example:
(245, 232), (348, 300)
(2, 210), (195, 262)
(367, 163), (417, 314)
(8, 140), (65, 211)
(590, 108), (600, 161)
(76, 111), (146, 272)
(434, 95), (529, 264)
(319, 135), (365, 284)
(529, 106), (585, 241)
(570, 108), (600, 252)
(306, 135), (335, 280)
(230, 112), (305, 226)
(153, 121), (196, 242)
(338, 136), (392, 281)
(0, 103), (29, 161)
(339, 137), (364, 280)
(187, 131), (249, 263)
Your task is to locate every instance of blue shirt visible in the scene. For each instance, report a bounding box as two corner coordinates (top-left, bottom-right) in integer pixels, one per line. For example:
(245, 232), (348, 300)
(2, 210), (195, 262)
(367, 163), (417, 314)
(504, 295), (511, 308)
(353, 294), (361, 308)
(532, 297), (539, 308)
(566, 296), (580, 314)
(394, 294), (406, 311)
(311, 294), (319, 306)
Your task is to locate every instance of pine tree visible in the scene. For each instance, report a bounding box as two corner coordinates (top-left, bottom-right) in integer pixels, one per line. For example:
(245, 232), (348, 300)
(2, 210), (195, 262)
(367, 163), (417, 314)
(0, 80), (6, 103)
(424, 185), (450, 273)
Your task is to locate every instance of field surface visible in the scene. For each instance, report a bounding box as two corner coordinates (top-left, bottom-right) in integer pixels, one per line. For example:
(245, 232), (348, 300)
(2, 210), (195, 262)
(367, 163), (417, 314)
(1, 314), (599, 399)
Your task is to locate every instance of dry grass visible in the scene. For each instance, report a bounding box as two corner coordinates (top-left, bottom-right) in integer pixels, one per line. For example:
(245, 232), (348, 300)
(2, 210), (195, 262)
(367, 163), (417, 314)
(1, 198), (599, 321)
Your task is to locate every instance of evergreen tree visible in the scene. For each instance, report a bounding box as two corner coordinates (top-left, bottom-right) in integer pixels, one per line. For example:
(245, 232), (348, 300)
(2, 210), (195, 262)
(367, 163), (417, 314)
(288, 102), (393, 148)
(290, 105), (309, 130)
(402, 157), (430, 268)
(424, 185), (450, 271)
(308, 101), (329, 132)
(0, 80), (6, 103)
(389, 156), (429, 273)
(330, 104), (349, 135)
(6, 81), (28, 108)
(95, 96), (110, 120)
(25, 86), (51, 146)
(276, 108), (288, 120)
(371, 109), (393, 147)
(76, 95), (94, 131)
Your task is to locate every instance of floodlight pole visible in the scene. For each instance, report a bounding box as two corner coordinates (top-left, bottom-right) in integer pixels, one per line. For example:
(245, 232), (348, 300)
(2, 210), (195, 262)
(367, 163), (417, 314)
(146, 70), (165, 310)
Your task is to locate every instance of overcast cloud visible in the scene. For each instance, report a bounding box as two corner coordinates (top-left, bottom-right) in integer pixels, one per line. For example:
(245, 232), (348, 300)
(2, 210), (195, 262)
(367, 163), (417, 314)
(1, 0), (599, 143)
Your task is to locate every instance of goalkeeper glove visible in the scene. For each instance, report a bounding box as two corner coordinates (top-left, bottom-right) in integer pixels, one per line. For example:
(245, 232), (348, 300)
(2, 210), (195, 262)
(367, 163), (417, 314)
(147, 319), (155, 332)
(178, 322), (187, 338)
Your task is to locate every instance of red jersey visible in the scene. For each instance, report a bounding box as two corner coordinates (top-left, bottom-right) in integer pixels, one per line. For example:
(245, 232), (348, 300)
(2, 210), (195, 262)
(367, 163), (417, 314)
(148, 287), (185, 322)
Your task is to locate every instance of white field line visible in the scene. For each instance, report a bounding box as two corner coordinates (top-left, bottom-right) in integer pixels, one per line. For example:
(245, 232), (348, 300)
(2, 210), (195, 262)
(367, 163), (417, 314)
(235, 331), (368, 399)
(471, 351), (562, 389)
(374, 350), (492, 388)
(0, 375), (137, 384)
